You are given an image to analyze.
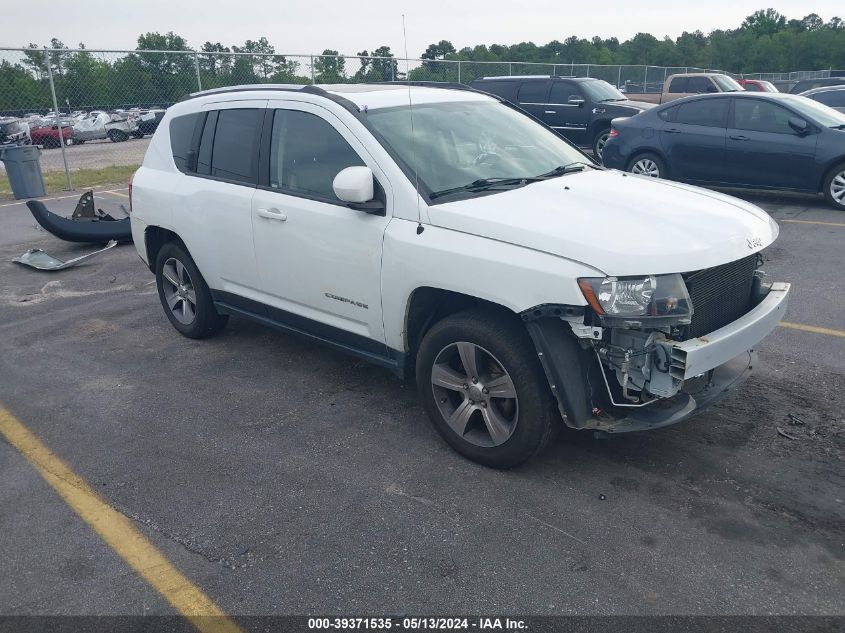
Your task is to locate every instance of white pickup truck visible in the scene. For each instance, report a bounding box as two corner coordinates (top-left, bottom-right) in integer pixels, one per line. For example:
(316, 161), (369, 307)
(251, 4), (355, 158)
(129, 83), (790, 468)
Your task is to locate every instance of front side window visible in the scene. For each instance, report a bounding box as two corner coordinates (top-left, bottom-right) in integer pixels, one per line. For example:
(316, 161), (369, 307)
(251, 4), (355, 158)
(687, 76), (715, 94)
(675, 98), (728, 127)
(813, 90), (845, 108)
(733, 99), (795, 134)
(269, 109), (365, 201)
(549, 81), (581, 104)
(365, 99), (586, 195)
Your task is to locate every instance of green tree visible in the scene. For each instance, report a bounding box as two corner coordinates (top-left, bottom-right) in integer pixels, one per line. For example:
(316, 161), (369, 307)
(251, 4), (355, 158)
(313, 49), (346, 83)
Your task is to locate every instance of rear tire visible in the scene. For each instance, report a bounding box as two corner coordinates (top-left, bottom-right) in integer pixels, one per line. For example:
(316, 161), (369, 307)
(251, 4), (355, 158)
(155, 242), (228, 339)
(415, 308), (557, 469)
(593, 127), (611, 160)
(822, 162), (845, 211)
(627, 152), (666, 179)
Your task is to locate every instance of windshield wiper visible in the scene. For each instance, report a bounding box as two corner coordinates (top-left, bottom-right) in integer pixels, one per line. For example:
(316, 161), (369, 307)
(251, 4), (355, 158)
(598, 98), (626, 103)
(429, 177), (540, 200)
(831, 124), (845, 130)
(536, 161), (597, 179)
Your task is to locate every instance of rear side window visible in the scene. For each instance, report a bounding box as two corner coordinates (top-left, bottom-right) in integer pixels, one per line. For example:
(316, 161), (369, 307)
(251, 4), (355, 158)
(473, 81), (517, 101)
(517, 81), (548, 103)
(169, 113), (201, 173)
(814, 90), (845, 108)
(675, 99), (728, 127)
(208, 109), (261, 184)
(668, 77), (688, 93)
(269, 109), (365, 201)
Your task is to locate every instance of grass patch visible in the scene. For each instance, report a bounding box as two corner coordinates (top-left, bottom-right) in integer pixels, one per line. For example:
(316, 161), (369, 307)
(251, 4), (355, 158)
(0, 164), (139, 201)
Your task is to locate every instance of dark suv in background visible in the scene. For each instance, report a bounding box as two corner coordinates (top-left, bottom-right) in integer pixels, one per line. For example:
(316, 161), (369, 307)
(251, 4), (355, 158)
(469, 75), (653, 158)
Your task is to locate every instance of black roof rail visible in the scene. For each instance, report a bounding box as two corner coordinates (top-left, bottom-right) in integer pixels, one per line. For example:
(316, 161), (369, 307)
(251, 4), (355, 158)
(176, 83), (361, 113)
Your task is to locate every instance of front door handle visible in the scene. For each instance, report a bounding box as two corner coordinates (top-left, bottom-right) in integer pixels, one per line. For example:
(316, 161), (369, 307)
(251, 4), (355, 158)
(544, 110), (557, 114)
(257, 207), (287, 222)
(730, 135), (750, 141)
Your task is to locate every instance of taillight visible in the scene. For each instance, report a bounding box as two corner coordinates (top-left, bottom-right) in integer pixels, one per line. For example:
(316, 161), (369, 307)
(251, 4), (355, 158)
(128, 171), (135, 214)
(609, 127), (620, 138)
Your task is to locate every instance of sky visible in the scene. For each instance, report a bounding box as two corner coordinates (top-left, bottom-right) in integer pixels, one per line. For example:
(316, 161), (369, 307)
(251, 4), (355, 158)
(6, 1), (843, 58)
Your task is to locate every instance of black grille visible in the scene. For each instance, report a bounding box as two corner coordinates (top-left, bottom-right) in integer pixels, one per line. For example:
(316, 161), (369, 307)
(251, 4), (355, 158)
(683, 254), (757, 338)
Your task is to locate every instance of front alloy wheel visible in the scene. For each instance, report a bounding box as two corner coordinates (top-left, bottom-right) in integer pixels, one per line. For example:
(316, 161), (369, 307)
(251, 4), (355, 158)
(431, 342), (519, 447)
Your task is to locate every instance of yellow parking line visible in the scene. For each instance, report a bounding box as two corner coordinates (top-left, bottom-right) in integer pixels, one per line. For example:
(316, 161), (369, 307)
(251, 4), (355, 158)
(780, 321), (845, 338)
(781, 219), (845, 228)
(0, 405), (243, 633)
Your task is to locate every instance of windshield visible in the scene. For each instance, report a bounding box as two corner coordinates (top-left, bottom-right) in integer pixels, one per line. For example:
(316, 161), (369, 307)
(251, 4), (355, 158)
(785, 94), (845, 127)
(713, 75), (744, 92)
(581, 80), (627, 102)
(366, 100), (588, 196)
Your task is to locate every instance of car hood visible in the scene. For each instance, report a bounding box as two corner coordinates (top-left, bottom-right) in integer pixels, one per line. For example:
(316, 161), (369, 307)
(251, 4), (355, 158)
(426, 169), (779, 276)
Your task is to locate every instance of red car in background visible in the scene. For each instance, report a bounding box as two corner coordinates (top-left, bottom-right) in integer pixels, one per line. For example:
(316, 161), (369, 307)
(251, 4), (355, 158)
(29, 121), (74, 148)
(738, 79), (779, 92)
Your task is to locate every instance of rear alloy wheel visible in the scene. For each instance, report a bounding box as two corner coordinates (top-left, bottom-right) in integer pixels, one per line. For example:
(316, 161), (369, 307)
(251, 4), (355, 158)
(629, 153), (665, 179)
(415, 308), (558, 468)
(823, 163), (845, 210)
(155, 242), (228, 339)
(593, 128), (611, 160)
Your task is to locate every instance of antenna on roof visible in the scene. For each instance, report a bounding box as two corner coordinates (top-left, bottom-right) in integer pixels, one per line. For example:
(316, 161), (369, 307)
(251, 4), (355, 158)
(402, 14), (424, 235)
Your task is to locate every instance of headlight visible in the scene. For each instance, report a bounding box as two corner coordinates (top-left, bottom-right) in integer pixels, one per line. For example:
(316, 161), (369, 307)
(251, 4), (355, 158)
(578, 273), (692, 321)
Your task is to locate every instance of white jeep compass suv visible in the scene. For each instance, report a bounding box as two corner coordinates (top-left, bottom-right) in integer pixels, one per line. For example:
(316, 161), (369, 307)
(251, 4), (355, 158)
(129, 83), (790, 468)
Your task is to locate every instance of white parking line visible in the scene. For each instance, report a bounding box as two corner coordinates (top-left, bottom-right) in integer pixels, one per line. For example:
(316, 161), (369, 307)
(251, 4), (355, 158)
(0, 187), (129, 209)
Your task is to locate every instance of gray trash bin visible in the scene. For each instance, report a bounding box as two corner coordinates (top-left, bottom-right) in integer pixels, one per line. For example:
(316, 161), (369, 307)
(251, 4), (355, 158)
(0, 144), (47, 199)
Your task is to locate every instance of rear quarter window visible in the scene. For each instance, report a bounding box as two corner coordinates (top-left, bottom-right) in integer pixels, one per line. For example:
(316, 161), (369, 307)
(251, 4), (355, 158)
(169, 112), (201, 173)
(668, 77), (688, 93)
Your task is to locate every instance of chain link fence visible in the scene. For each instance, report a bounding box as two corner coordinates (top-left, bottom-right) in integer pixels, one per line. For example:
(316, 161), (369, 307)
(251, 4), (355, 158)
(0, 46), (839, 200)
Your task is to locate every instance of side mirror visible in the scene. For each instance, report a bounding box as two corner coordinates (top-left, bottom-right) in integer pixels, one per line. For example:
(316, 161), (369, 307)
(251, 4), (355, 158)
(332, 166), (385, 215)
(788, 117), (810, 135)
(568, 96), (585, 107)
(706, 85), (719, 93)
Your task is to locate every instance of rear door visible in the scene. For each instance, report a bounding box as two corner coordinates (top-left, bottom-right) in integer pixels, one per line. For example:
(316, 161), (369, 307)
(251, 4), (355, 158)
(170, 101), (266, 295)
(544, 80), (590, 145)
(725, 97), (819, 190)
(515, 79), (551, 122)
(660, 97), (728, 182)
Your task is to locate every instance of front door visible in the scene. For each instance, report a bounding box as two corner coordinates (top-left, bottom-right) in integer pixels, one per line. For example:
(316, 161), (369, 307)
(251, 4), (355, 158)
(725, 98), (819, 190)
(251, 101), (392, 352)
(544, 80), (590, 146)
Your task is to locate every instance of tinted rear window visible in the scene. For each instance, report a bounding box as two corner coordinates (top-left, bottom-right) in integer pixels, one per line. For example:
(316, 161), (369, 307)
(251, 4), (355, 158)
(472, 81), (517, 101)
(517, 81), (548, 103)
(169, 113), (201, 173)
(668, 77), (688, 93)
(675, 98), (728, 127)
(208, 109), (261, 185)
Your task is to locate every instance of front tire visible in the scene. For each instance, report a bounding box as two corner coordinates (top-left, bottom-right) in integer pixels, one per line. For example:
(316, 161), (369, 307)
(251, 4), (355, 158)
(155, 242), (228, 339)
(415, 308), (557, 468)
(822, 163), (845, 210)
(628, 152), (666, 179)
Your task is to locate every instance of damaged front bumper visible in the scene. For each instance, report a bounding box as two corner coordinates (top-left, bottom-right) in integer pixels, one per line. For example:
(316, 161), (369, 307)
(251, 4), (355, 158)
(525, 282), (790, 435)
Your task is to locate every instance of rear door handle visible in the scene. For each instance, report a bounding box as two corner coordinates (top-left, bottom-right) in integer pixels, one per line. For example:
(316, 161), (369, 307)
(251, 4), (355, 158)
(544, 110), (557, 114)
(664, 128), (682, 134)
(257, 207), (287, 222)
(730, 135), (749, 141)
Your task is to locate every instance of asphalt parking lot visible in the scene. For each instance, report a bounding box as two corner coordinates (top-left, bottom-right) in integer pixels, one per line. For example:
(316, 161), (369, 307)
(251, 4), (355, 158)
(0, 187), (842, 621)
